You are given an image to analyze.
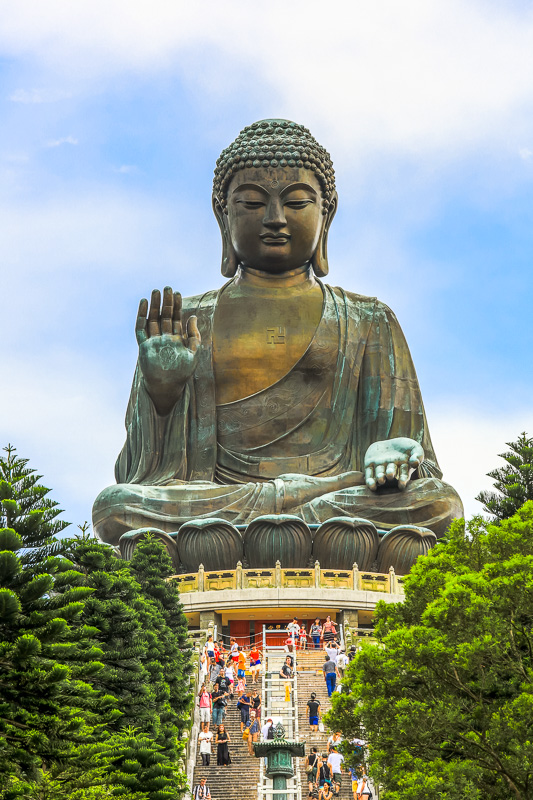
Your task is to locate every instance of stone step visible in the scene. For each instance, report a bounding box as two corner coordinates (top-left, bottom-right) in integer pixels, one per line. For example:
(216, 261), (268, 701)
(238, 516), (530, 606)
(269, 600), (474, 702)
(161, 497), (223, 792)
(192, 677), (261, 800)
(294, 657), (353, 800)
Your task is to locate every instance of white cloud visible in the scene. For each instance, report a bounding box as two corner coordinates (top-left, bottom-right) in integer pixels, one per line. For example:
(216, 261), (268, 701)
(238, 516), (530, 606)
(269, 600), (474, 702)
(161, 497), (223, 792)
(0, 188), (197, 278)
(0, 352), (124, 528)
(430, 405), (533, 520)
(2, 1), (533, 166)
(519, 147), (533, 161)
(114, 164), (139, 174)
(45, 136), (78, 148)
(9, 87), (71, 103)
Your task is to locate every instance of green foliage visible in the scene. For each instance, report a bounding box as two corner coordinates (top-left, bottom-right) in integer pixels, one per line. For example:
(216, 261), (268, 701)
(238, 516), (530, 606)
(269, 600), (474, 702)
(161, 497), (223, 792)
(327, 503), (533, 800)
(108, 727), (186, 799)
(0, 445), (70, 565)
(128, 537), (192, 738)
(0, 447), (192, 800)
(0, 523), (105, 792)
(476, 432), (533, 520)
(66, 538), (161, 736)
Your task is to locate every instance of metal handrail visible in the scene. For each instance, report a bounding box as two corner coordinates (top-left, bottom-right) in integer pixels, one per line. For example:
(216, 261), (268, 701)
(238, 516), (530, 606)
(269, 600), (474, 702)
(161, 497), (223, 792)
(339, 623), (345, 648)
(183, 628), (211, 800)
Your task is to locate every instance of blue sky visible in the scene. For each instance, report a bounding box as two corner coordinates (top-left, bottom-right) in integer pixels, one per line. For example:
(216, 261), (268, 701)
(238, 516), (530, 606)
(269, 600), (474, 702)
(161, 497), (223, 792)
(1, 0), (533, 528)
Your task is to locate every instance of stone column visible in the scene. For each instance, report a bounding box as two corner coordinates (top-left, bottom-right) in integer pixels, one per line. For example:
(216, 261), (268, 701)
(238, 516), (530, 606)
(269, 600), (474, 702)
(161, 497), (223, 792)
(199, 610), (222, 632)
(339, 609), (359, 646)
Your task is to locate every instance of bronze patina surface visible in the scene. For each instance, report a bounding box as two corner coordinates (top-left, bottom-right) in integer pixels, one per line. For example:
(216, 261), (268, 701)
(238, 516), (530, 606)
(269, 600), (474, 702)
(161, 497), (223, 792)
(93, 119), (462, 566)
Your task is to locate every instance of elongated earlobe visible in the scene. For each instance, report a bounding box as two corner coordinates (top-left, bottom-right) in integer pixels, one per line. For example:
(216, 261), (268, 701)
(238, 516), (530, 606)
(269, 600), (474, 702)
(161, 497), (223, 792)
(212, 195), (238, 278)
(311, 192), (338, 278)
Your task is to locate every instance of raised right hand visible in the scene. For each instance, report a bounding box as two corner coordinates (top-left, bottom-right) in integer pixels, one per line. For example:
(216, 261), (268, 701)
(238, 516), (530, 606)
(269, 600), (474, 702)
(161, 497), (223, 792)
(136, 286), (201, 414)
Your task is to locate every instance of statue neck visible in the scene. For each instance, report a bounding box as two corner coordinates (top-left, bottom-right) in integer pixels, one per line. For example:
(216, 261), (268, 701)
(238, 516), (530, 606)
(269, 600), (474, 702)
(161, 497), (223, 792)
(233, 263), (318, 292)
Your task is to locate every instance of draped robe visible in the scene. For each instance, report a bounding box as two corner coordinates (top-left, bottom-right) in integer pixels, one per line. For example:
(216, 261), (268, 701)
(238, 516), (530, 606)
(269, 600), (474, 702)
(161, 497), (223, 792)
(93, 280), (462, 543)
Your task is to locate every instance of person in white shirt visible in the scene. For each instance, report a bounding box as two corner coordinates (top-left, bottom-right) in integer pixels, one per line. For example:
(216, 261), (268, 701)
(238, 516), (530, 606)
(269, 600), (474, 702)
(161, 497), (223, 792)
(336, 649), (350, 677)
(199, 650), (208, 685)
(224, 662), (235, 697)
(261, 717), (274, 741)
(198, 727), (213, 766)
(324, 642), (339, 664)
(192, 778), (211, 799)
(327, 731), (343, 749)
(287, 617), (300, 634)
(356, 774), (372, 798)
(326, 748), (344, 795)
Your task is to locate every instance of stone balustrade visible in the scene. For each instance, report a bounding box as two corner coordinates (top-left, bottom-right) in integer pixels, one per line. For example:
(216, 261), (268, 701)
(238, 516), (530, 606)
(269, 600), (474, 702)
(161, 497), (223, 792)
(169, 559), (405, 596)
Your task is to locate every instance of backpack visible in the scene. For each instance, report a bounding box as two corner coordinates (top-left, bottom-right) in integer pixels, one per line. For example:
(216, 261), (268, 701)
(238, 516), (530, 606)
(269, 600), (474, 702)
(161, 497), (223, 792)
(266, 724), (274, 740)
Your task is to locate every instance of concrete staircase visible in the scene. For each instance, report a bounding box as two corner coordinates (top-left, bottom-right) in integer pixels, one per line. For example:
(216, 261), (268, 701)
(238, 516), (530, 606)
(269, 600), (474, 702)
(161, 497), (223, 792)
(190, 650), (354, 800)
(296, 649), (352, 799)
(191, 675), (260, 800)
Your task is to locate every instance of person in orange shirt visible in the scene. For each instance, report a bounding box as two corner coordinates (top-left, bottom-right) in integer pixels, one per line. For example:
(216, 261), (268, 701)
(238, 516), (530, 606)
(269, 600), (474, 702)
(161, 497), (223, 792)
(237, 646), (247, 681)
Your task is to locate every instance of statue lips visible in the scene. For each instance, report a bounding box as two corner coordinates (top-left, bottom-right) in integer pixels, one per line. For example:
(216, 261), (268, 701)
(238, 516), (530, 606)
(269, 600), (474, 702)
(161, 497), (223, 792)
(259, 232), (291, 246)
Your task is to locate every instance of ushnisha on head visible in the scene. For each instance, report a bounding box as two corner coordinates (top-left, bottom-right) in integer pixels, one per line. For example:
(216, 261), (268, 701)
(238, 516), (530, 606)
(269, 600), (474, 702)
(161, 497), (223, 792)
(212, 119), (338, 278)
(214, 119), (335, 212)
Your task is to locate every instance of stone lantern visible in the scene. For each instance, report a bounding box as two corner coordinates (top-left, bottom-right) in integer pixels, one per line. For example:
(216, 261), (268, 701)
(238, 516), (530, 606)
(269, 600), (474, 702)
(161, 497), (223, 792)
(253, 722), (305, 800)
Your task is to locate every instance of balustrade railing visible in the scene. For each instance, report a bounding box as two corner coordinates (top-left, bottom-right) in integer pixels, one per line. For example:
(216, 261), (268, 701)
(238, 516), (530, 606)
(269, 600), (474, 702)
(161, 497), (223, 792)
(169, 560), (405, 595)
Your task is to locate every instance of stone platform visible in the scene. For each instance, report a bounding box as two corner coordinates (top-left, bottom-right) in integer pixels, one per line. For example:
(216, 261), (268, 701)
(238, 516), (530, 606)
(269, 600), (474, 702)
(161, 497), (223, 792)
(168, 561), (404, 630)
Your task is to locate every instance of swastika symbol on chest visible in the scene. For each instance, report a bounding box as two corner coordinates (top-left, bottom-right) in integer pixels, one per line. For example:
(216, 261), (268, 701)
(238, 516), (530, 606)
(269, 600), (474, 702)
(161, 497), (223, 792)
(266, 327), (286, 344)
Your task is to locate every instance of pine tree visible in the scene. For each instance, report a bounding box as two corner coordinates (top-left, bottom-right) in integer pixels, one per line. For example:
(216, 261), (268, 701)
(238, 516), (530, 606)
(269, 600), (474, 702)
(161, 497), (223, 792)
(66, 538), (159, 736)
(108, 727), (183, 800)
(128, 536), (193, 739)
(66, 537), (189, 798)
(0, 444), (70, 565)
(0, 525), (103, 794)
(476, 432), (533, 520)
(0, 446), (191, 800)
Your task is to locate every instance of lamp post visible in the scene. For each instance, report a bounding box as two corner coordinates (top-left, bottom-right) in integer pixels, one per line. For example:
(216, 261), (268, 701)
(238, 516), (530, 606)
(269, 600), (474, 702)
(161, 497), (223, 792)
(254, 722), (305, 800)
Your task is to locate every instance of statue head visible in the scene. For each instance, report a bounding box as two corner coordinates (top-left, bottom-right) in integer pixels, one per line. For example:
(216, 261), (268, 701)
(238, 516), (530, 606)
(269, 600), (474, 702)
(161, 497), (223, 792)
(212, 119), (337, 278)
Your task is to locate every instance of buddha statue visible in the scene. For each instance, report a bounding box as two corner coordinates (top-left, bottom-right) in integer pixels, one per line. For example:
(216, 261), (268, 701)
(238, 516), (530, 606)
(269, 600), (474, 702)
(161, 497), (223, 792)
(93, 119), (462, 569)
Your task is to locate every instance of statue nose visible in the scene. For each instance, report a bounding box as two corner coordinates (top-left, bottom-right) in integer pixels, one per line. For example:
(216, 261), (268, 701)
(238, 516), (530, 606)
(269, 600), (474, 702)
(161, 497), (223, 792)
(263, 198), (286, 228)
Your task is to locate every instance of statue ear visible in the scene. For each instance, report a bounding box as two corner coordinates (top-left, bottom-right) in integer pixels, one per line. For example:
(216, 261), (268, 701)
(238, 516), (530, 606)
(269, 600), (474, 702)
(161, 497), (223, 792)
(311, 191), (338, 278)
(212, 195), (238, 278)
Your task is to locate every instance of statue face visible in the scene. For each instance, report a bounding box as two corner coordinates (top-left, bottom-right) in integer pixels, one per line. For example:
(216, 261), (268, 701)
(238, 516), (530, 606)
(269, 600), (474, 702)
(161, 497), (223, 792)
(226, 166), (323, 274)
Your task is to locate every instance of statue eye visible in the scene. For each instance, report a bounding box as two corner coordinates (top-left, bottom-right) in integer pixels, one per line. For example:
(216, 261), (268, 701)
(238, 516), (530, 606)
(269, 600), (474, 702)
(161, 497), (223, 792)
(284, 199), (315, 209)
(236, 199), (265, 209)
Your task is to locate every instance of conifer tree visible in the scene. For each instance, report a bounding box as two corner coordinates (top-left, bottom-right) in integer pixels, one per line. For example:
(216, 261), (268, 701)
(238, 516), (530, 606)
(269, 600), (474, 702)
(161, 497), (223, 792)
(1, 446), (191, 800)
(66, 537), (189, 797)
(476, 432), (533, 520)
(108, 727), (185, 800)
(0, 444), (70, 565)
(66, 538), (159, 736)
(0, 518), (102, 792)
(129, 536), (192, 738)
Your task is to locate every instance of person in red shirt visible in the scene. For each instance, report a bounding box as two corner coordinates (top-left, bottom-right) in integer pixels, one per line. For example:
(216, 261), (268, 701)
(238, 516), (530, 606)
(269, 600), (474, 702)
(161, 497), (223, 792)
(249, 644), (262, 684)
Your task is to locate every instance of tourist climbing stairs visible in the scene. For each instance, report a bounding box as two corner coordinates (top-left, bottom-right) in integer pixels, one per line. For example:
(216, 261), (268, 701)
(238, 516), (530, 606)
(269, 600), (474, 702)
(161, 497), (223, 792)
(191, 673), (260, 800)
(256, 639), (301, 800)
(189, 637), (362, 800)
(296, 649), (353, 799)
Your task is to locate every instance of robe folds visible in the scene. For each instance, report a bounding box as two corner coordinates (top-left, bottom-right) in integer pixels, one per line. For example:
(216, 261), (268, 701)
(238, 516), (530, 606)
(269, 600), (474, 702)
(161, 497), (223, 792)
(93, 281), (462, 543)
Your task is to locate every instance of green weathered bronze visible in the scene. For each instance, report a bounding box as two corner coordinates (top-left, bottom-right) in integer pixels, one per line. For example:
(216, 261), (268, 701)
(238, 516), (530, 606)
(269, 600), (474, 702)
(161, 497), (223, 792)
(175, 517), (243, 572)
(376, 524), (437, 575)
(93, 119), (463, 566)
(244, 514), (312, 569)
(254, 722), (305, 800)
(312, 517), (379, 571)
